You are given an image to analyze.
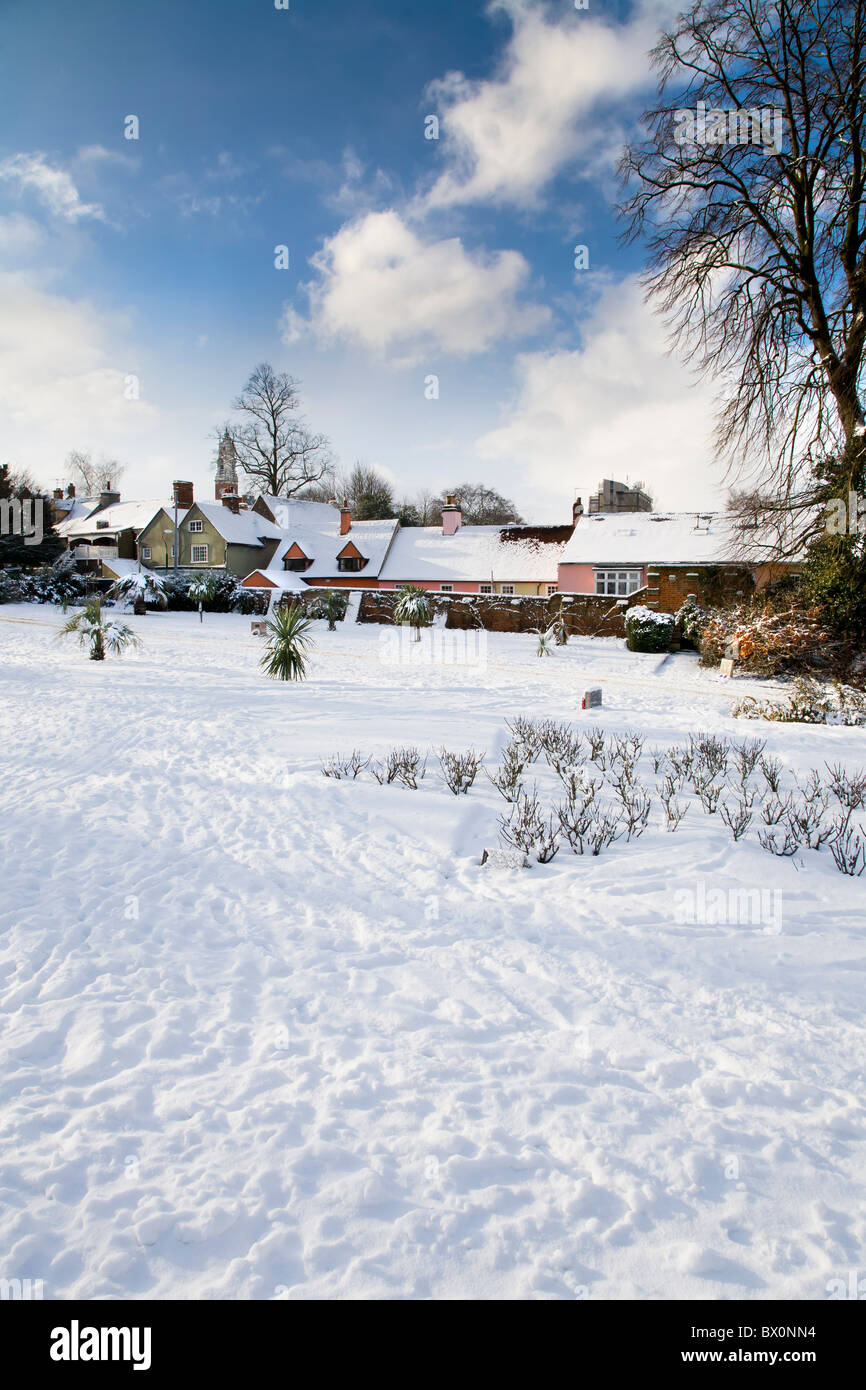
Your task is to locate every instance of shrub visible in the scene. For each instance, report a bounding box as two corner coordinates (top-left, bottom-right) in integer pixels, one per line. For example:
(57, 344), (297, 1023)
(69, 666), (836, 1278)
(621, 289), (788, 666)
(697, 598), (846, 676)
(733, 678), (866, 725)
(308, 590), (348, 630)
(802, 532), (866, 642)
(59, 598), (141, 662)
(676, 595), (707, 647)
(625, 605), (675, 653)
(393, 584), (430, 640)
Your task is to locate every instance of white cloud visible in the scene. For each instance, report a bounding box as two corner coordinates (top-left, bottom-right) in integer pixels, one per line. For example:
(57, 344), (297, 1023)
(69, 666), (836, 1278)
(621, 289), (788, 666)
(0, 273), (157, 478)
(0, 152), (105, 222)
(420, 0), (666, 211)
(283, 209), (550, 366)
(0, 214), (45, 258)
(475, 276), (724, 513)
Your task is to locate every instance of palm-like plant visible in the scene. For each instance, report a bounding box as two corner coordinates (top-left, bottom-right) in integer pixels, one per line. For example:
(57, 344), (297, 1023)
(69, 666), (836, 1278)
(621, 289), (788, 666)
(260, 603), (315, 681)
(316, 589), (348, 631)
(60, 598), (141, 662)
(109, 569), (166, 615)
(188, 572), (218, 622)
(393, 584), (430, 642)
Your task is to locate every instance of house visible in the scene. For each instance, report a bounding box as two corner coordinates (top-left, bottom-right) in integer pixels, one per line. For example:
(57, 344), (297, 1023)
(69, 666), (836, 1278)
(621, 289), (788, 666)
(241, 498), (400, 596)
(57, 488), (169, 578)
(557, 509), (801, 609)
(136, 481), (284, 576)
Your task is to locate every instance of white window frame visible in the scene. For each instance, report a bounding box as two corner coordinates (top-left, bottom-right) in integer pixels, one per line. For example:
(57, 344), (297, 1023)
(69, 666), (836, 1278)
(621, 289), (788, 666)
(595, 569), (642, 597)
(547, 584), (558, 595)
(479, 583), (493, 594)
(191, 544), (209, 564)
(501, 584), (515, 596)
(188, 520), (204, 534)
(141, 546), (152, 560)
(440, 584), (453, 593)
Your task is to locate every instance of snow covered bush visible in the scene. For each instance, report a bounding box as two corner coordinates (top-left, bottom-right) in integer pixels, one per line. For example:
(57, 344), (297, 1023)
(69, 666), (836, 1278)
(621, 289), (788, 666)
(160, 570), (243, 613)
(59, 598), (141, 662)
(733, 678), (866, 725)
(438, 748), (483, 795)
(625, 606), (675, 653)
(697, 599), (846, 676)
(110, 569), (167, 613)
(0, 568), (20, 602)
(0, 556), (85, 606)
(676, 595), (707, 648)
(308, 590), (348, 630)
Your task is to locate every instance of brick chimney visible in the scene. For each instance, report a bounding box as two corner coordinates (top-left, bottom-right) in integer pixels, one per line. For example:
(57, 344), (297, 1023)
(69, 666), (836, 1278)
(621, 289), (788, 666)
(66, 483), (76, 498)
(572, 496), (584, 526)
(221, 493), (241, 515)
(340, 499), (351, 535)
(53, 488), (63, 501)
(98, 484), (121, 510)
(442, 494), (462, 536)
(173, 480), (194, 510)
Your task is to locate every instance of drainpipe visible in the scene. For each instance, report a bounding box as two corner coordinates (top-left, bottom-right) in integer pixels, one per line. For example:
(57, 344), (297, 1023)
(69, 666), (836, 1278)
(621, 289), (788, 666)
(173, 486), (179, 569)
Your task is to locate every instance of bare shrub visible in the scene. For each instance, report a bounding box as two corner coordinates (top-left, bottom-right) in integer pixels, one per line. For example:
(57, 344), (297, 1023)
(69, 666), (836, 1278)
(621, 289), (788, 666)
(438, 748), (484, 795)
(371, 746), (427, 789)
(487, 742), (529, 803)
(322, 750), (369, 780)
(720, 796), (753, 841)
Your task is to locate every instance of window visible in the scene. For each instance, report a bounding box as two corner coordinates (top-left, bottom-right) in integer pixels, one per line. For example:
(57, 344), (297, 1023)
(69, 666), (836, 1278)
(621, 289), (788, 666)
(440, 584), (453, 593)
(188, 520), (204, 534)
(501, 584), (515, 596)
(595, 569), (641, 596)
(191, 544), (209, 564)
(337, 555), (365, 572)
(547, 584), (558, 596)
(283, 557), (309, 572)
(479, 584), (493, 595)
(141, 546), (152, 560)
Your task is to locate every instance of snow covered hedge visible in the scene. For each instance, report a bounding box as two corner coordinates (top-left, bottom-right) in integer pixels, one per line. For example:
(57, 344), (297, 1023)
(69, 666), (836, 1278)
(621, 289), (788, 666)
(0, 556), (85, 605)
(697, 599), (850, 676)
(625, 605), (675, 653)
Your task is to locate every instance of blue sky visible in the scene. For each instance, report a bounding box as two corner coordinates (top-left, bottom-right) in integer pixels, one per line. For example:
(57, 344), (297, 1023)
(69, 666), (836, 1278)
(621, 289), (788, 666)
(0, 0), (723, 520)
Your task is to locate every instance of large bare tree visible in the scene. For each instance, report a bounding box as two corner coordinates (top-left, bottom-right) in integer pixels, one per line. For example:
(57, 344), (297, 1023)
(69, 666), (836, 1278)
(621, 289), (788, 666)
(619, 0), (866, 551)
(65, 450), (125, 496)
(228, 363), (333, 497)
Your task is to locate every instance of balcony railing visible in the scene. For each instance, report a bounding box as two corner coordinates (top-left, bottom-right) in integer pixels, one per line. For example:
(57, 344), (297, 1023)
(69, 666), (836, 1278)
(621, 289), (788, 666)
(73, 545), (119, 560)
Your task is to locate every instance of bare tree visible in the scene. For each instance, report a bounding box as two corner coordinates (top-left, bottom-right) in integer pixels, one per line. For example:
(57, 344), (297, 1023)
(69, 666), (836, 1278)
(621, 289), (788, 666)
(66, 450), (125, 496)
(228, 363), (333, 497)
(619, 0), (866, 551)
(428, 482), (524, 526)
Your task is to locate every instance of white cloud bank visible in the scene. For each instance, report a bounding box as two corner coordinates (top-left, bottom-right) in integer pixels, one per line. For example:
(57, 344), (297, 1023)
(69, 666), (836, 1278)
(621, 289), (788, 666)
(475, 277), (724, 514)
(283, 209), (550, 365)
(421, 0), (669, 211)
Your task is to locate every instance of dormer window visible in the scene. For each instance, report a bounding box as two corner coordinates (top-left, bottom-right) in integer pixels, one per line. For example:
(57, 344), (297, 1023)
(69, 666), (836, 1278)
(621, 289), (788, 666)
(336, 541), (367, 573)
(283, 542), (312, 573)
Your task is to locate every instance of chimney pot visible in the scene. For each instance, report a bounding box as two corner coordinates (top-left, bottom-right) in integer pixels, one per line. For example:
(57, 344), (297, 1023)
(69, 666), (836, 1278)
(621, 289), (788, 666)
(53, 488), (63, 500)
(66, 483), (76, 498)
(221, 493), (241, 515)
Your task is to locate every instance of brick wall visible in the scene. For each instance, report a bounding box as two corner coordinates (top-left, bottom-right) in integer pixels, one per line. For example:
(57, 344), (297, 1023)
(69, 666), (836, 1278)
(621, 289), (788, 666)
(644, 565), (755, 614)
(357, 588), (648, 636)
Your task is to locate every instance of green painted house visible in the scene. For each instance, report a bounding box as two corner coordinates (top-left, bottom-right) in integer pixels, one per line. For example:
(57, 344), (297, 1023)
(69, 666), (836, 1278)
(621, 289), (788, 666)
(137, 497), (283, 577)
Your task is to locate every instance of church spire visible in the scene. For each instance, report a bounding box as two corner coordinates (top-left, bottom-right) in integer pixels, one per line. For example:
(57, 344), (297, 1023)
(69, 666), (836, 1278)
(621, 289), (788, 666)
(215, 429), (240, 500)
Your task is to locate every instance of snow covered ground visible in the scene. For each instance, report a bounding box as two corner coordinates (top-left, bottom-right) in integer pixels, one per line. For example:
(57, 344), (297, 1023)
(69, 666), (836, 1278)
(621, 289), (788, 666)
(1, 603), (864, 1301)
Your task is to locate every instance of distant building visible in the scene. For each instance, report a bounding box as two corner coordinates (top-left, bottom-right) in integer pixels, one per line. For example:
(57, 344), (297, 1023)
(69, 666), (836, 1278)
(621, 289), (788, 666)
(586, 479), (653, 514)
(214, 431), (240, 501)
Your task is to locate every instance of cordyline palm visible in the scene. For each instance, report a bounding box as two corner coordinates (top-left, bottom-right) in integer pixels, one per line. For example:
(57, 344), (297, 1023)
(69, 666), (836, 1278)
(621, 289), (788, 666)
(188, 572), (218, 622)
(319, 589), (347, 631)
(393, 584), (430, 642)
(260, 603), (315, 681)
(60, 598), (141, 662)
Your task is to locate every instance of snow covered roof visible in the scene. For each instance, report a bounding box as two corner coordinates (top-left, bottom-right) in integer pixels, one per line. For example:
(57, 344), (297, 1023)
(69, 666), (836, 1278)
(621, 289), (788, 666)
(101, 558), (143, 581)
(240, 568), (310, 593)
(257, 496), (341, 531)
(559, 511), (780, 566)
(379, 525), (565, 583)
(62, 499), (169, 539)
(193, 502), (284, 546)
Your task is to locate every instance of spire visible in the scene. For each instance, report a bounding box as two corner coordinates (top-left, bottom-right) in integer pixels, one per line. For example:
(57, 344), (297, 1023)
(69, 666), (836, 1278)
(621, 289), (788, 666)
(215, 430), (240, 500)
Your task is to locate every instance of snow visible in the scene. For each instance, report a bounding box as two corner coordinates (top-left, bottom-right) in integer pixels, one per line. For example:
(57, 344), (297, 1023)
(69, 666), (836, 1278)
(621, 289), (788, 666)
(1, 604), (865, 1301)
(380, 525), (565, 583)
(59, 500), (171, 540)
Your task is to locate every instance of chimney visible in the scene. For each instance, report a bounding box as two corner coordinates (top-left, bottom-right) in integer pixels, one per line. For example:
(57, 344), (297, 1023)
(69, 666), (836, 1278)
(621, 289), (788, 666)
(66, 483), (76, 498)
(221, 493), (241, 515)
(98, 484), (121, 510)
(340, 499), (351, 535)
(53, 488), (63, 501)
(572, 496), (584, 526)
(442, 493), (462, 536)
(173, 480), (194, 510)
